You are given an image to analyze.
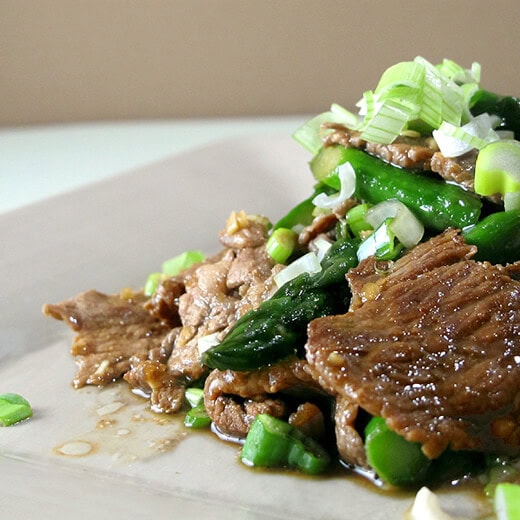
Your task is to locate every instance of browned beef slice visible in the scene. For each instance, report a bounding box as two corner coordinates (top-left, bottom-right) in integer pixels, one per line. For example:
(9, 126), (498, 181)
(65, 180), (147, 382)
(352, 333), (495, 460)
(306, 230), (520, 462)
(42, 290), (171, 388)
(204, 358), (320, 438)
(322, 124), (438, 170)
(125, 213), (278, 413)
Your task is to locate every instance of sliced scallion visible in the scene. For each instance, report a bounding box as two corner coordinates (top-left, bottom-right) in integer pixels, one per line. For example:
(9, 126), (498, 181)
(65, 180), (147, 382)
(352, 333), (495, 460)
(366, 199), (424, 249)
(162, 250), (205, 277)
(357, 218), (403, 262)
(273, 252), (322, 288)
(143, 272), (163, 297)
(474, 140), (520, 197)
(345, 203), (373, 237)
(266, 228), (298, 264)
(185, 387), (204, 408)
(0, 393), (33, 426)
(312, 162), (356, 209)
(495, 483), (520, 520)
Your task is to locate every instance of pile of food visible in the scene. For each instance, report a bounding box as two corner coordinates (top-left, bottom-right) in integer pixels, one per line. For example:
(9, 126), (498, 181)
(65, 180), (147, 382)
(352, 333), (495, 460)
(43, 57), (520, 515)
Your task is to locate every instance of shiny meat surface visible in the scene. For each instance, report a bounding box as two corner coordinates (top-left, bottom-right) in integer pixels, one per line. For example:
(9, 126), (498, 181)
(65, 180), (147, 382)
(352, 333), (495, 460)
(204, 358), (320, 438)
(306, 230), (520, 460)
(42, 290), (170, 388)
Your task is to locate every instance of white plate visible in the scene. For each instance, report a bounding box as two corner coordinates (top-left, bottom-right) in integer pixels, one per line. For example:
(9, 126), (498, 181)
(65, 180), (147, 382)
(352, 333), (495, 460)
(0, 135), (485, 519)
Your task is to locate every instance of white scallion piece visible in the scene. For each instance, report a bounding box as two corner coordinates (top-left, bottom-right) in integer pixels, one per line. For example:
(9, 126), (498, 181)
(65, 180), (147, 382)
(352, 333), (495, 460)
(312, 235), (333, 262)
(197, 333), (221, 356)
(433, 113), (501, 157)
(312, 162), (356, 209)
(273, 252), (322, 288)
(366, 199), (424, 248)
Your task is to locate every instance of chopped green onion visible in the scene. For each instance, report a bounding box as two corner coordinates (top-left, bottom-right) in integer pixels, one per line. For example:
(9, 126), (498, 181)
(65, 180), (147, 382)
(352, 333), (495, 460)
(436, 58), (480, 84)
(266, 228), (298, 264)
(292, 105), (358, 154)
(312, 162), (356, 209)
(366, 199), (424, 248)
(357, 219), (403, 262)
(293, 57), (480, 151)
(474, 140), (520, 197)
(162, 250), (205, 277)
(185, 387), (204, 408)
(143, 272), (163, 297)
(273, 252), (321, 288)
(241, 414), (330, 475)
(484, 456), (520, 497)
(0, 393), (33, 426)
(184, 403), (211, 429)
(359, 96), (411, 144)
(495, 483), (520, 520)
(365, 416), (431, 487)
(432, 113), (500, 157)
(345, 203), (373, 237)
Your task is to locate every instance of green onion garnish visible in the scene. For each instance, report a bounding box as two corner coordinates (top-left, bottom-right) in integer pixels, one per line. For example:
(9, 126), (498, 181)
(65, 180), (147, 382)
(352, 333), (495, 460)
(495, 483), (520, 520)
(184, 404), (211, 429)
(0, 393), (33, 426)
(143, 272), (163, 297)
(345, 203), (372, 237)
(474, 140), (520, 198)
(266, 228), (298, 264)
(162, 250), (206, 276)
(185, 387), (204, 408)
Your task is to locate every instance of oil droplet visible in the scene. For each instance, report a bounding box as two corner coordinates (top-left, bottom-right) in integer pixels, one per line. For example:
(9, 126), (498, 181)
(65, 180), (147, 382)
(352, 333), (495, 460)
(55, 440), (94, 457)
(96, 401), (124, 416)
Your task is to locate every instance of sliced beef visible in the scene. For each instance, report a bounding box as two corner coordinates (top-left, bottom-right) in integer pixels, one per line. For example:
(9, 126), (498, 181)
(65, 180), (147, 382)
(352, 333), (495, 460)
(44, 212), (279, 414)
(322, 123), (438, 170)
(204, 358), (321, 438)
(42, 290), (171, 388)
(430, 150), (478, 191)
(321, 123), (487, 198)
(305, 229), (520, 464)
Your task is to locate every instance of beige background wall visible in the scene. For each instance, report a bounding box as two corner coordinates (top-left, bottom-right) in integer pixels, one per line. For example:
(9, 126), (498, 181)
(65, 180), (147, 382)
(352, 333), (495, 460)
(2, 0), (520, 126)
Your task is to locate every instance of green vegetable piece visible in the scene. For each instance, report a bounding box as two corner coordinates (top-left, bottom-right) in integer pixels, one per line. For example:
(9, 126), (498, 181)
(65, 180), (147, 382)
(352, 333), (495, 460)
(310, 146), (482, 231)
(485, 456), (520, 497)
(462, 209), (520, 264)
(241, 414), (294, 468)
(474, 140), (520, 197)
(266, 228), (298, 264)
(241, 414), (330, 475)
(185, 387), (204, 408)
(201, 237), (359, 371)
(495, 483), (520, 520)
(287, 428), (331, 475)
(143, 272), (163, 297)
(357, 218), (403, 262)
(0, 393), (33, 426)
(364, 417), (431, 487)
(345, 203), (373, 237)
(184, 403), (211, 429)
(162, 250), (205, 277)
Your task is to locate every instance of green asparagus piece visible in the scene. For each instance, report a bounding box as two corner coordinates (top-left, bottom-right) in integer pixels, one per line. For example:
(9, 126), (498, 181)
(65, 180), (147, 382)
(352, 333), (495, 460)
(310, 146), (482, 231)
(462, 209), (520, 264)
(201, 237), (359, 371)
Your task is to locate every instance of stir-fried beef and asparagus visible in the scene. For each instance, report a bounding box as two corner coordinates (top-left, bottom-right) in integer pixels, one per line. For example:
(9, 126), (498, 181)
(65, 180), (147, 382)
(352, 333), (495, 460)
(43, 57), (520, 498)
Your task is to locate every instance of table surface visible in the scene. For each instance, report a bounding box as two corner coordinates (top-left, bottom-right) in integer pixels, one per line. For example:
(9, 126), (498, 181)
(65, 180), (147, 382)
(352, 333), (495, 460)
(0, 116), (307, 215)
